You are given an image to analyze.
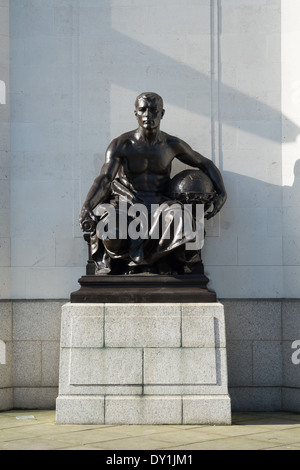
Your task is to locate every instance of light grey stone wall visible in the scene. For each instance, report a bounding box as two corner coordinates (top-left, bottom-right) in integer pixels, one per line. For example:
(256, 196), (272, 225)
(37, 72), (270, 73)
(1, 0), (300, 415)
(7, 0), (297, 301)
(0, 0), (11, 409)
(9, 0), (215, 299)
(203, 0), (284, 299)
(0, 0), (10, 299)
(1, 299), (300, 412)
(282, 1), (300, 298)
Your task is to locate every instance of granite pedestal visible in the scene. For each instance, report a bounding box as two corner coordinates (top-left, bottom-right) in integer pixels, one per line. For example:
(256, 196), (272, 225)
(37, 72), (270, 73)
(56, 302), (231, 424)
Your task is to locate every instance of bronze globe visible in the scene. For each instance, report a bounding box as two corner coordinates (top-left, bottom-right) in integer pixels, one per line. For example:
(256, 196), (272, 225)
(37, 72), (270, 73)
(168, 169), (216, 206)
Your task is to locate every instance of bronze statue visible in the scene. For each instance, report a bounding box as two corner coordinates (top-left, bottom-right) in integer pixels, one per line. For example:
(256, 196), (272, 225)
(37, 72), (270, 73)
(79, 92), (227, 276)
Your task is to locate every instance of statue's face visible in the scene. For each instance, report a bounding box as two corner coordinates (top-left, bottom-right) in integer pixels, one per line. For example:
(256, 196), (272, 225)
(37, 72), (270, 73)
(135, 97), (165, 130)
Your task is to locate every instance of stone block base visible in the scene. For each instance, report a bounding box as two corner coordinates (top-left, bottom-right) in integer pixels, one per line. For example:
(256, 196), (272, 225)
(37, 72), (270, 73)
(56, 395), (231, 425)
(56, 302), (231, 425)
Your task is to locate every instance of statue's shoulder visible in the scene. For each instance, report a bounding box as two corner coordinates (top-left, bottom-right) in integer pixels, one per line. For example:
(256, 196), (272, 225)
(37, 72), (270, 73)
(108, 130), (135, 151)
(162, 131), (184, 147)
(118, 129), (135, 141)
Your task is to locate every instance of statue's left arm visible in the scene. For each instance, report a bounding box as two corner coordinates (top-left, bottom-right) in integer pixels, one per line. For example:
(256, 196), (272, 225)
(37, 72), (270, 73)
(174, 140), (227, 219)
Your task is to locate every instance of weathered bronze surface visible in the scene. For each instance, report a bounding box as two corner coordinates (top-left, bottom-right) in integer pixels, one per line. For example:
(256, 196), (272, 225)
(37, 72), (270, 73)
(70, 274), (217, 303)
(71, 92), (226, 302)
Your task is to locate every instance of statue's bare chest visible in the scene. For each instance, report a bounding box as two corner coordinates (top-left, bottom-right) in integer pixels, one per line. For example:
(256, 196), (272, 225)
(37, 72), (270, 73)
(122, 141), (174, 175)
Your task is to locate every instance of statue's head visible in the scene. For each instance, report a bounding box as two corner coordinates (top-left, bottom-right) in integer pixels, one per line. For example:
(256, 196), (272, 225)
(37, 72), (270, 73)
(134, 92), (165, 130)
(135, 92), (164, 109)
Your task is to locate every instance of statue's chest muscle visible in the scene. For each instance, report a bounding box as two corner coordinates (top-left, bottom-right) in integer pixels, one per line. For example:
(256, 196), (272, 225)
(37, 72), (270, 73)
(124, 144), (173, 174)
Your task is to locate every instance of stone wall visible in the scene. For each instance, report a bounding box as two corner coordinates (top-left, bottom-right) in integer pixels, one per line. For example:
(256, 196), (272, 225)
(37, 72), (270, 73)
(0, 0), (11, 408)
(7, 0), (297, 300)
(1, 0), (300, 414)
(224, 299), (300, 412)
(1, 299), (299, 412)
(0, 0), (10, 299)
(0, 300), (64, 410)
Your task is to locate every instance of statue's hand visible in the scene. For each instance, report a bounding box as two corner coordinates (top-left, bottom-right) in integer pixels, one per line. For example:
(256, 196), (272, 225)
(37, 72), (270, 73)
(205, 192), (227, 220)
(79, 206), (97, 232)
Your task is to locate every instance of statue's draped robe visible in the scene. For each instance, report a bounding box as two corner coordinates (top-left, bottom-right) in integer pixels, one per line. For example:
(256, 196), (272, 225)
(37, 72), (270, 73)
(89, 180), (199, 274)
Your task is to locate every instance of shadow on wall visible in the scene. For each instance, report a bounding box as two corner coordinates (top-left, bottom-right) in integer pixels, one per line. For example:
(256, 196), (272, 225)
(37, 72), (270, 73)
(110, 29), (296, 143)
(71, 0), (300, 228)
(201, 159), (300, 298)
(68, 0), (300, 150)
(9, 1), (300, 299)
(73, 2), (300, 287)
(9, 0), (299, 148)
(10, 1), (300, 168)
(219, 160), (300, 236)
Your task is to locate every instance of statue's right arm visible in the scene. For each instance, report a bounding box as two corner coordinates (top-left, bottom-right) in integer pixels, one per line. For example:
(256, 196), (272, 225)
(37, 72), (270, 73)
(79, 140), (121, 225)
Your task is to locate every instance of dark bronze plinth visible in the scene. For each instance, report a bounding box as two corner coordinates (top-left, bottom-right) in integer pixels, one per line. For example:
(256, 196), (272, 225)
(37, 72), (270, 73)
(70, 274), (216, 303)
